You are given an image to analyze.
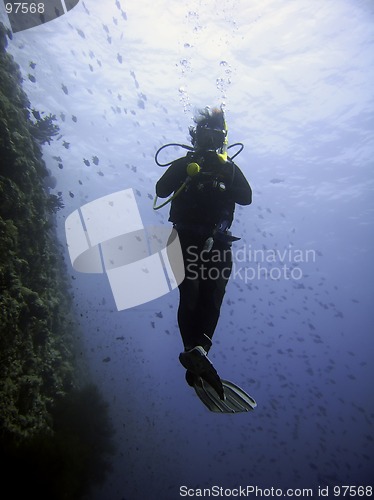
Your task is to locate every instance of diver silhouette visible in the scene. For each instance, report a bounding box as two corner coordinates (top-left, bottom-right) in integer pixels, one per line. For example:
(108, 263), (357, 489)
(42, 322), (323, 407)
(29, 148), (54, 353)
(155, 106), (252, 401)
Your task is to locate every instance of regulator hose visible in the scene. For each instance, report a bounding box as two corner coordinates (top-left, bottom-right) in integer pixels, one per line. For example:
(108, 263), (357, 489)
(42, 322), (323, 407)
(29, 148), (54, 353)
(155, 143), (194, 167)
(227, 142), (244, 161)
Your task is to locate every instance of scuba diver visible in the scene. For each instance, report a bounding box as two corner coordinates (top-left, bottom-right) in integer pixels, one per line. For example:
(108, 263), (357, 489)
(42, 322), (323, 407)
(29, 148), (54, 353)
(154, 106), (252, 407)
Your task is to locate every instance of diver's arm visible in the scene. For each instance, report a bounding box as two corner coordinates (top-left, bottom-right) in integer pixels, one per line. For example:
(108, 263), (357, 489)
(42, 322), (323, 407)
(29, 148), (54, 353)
(228, 165), (252, 205)
(156, 158), (186, 198)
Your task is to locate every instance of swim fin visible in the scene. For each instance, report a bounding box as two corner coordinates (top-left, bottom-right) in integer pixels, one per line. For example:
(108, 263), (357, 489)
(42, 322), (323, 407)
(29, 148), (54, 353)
(192, 376), (257, 413)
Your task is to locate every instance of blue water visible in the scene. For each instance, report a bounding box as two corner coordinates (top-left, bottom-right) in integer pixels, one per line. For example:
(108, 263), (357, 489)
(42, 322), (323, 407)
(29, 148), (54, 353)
(1, 0), (373, 498)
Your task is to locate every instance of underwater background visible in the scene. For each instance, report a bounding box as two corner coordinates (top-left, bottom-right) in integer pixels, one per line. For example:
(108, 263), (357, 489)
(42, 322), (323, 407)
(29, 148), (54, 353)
(0, 0), (373, 498)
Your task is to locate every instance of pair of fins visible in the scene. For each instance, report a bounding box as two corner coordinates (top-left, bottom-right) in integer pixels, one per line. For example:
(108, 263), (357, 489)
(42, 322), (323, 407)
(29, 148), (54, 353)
(192, 376), (257, 413)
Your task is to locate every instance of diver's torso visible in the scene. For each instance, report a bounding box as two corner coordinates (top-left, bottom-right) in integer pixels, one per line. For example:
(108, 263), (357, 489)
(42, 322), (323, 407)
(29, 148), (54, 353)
(169, 151), (235, 228)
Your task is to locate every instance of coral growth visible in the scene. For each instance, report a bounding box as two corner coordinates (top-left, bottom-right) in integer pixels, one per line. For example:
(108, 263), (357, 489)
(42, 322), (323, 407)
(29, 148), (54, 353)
(0, 23), (114, 498)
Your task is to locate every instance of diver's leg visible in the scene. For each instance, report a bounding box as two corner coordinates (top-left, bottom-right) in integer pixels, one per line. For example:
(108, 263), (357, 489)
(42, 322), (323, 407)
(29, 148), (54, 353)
(177, 265), (213, 350)
(175, 232), (224, 397)
(180, 242), (231, 399)
(175, 230), (206, 350)
(178, 272), (224, 398)
(177, 275), (199, 350)
(197, 242), (232, 340)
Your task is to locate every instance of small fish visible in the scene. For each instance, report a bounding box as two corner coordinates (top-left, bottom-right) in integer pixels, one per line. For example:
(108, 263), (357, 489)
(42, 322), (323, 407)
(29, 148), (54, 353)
(62, 84), (69, 95)
(83, 158), (90, 166)
(28, 74), (36, 83)
(32, 109), (41, 120)
(92, 156), (99, 165)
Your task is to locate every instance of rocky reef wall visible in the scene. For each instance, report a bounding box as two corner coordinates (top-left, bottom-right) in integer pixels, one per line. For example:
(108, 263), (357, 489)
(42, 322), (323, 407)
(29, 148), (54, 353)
(0, 23), (114, 499)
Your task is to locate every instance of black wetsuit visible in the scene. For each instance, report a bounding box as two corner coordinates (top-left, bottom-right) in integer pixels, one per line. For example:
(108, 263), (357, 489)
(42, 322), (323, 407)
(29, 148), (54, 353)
(156, 150), (252, 351)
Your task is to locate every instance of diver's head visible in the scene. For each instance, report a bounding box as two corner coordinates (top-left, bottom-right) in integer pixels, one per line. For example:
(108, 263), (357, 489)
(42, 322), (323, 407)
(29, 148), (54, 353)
(189, 106), (228, 153)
